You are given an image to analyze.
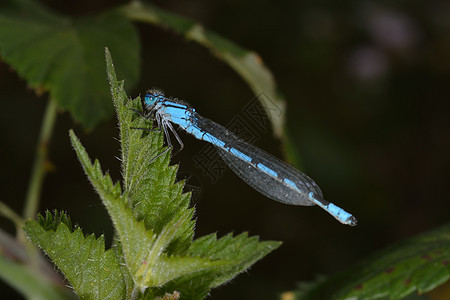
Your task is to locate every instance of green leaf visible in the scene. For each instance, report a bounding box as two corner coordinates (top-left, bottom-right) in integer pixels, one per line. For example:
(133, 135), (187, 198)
(294, 223), (450, 300)
(36, 209), (72, 231)
(69, 89), (220, 292)
(69, 53), (210, 292)
(189, 232), (281, 287)
(24, 211), (127, 300)
(105, 50), (281, 295)
(0, 0), (140, 129)
(24, 49), (281, 299)
(106, 47), (195, 255)
(161, 232), (282, 299)
(120, 1), (286, 138)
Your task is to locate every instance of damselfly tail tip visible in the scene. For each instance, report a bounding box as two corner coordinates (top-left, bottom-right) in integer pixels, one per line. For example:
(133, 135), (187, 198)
(345, 215), (358, 226)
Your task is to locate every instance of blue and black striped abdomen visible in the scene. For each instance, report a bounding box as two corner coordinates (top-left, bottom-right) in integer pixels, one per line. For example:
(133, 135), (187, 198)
(192, 115), (323, 206)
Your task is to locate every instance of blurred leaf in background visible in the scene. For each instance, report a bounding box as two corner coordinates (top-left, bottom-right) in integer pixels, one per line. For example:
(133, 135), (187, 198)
(0, 0), (140, 129)
(293, 222), (450, 299)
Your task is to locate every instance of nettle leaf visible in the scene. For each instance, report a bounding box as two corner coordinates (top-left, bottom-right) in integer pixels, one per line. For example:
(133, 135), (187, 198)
(294, 222), (450, 300)
(188, 232), (281, 287)
(24, 211), (127, 300)
(25, 49), (281, 299)
(69, 88), (228, 294)
(109, 49), (280, 297)
(0, 0), (139, 129)
(160, 232), (282, 299)
(36, 209), (73, 231)
(106, 48), (195, 256)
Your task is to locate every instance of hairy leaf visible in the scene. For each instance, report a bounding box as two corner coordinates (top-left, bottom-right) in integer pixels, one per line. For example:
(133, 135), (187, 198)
(25, 211), (127, 300)
(24, 49), (281, 299)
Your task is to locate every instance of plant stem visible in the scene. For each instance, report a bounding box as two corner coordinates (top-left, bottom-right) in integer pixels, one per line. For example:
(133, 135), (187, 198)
(23, 99), (57, 221)
(0, 201), (24, 230)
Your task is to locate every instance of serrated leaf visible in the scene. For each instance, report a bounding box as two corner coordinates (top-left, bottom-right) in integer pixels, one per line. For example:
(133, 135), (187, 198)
(106, 48), (195, 255)
(109, 48), (281, 296)
(70, 112), (228, 292)
(24, 211), (127, 300)
(191, 232), (281, 287)
(294, 223), (450, 300)
(26, 49), (282, 299)
(69, 123), (201, 290)
(0, 0), (140, 129)
(159, 232), (281, 299)
(36, 209), (73, 231)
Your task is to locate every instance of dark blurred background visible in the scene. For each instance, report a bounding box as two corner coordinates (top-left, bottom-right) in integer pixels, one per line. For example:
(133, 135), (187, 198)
(1, 0), (449, 299)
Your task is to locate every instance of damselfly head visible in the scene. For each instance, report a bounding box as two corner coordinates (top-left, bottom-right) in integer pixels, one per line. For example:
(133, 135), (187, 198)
(145, 88), (165, 107)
